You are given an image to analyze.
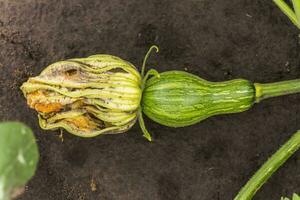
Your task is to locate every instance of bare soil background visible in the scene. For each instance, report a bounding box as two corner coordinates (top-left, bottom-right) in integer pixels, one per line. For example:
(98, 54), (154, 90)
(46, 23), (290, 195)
(1, 0), (300, 199)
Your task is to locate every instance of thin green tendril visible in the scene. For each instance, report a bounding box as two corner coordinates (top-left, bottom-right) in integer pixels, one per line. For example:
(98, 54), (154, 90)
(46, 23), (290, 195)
(142, 69), (160, 90)
(141, 45), (159, 78)
(138, 108), (152, 141)
(139, 45), (160, 141)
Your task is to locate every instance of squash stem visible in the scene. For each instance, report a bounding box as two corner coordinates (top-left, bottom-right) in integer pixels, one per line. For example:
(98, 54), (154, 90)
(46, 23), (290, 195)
(254, 79), (300, 103)
(234, 130), (300, 200)
(273, 0), (300, 29)
(292, 0), (300, 22)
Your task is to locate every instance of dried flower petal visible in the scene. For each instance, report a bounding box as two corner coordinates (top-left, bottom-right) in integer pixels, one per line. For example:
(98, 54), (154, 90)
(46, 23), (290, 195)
(21, 55), (142, 137)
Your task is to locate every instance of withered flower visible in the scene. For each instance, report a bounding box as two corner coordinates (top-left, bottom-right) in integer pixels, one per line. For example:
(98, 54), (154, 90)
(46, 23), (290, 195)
(21, 55), (142, 137)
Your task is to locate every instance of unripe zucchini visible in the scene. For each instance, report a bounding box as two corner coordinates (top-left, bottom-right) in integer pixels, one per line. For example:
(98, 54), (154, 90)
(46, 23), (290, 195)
(20, 45), (300, 141)
(142, 70), (300, 127)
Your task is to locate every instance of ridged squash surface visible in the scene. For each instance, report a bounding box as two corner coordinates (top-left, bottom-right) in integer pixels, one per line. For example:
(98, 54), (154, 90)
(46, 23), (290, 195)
(142, 71), (255, 127)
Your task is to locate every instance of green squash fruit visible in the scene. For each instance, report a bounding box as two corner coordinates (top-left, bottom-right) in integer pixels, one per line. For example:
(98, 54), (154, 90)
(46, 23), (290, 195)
(142, 70), (300, 127)
(142, 71), (254, 127)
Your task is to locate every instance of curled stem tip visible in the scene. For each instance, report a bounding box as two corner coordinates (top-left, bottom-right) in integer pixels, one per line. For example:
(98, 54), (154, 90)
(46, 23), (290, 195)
(141, 45), (159, 77)
(142, 69), (160, 89)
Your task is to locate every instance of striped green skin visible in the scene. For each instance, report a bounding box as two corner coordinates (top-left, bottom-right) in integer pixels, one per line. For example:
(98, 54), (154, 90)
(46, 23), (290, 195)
(142, 71), (255, 127)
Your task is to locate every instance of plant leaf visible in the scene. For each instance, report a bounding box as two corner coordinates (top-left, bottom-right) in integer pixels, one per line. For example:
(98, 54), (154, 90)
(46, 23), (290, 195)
(0, 122), (39, 200)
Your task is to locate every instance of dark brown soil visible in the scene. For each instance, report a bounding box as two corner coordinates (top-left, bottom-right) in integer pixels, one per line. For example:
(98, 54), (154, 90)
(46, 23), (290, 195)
(1, 0), (300, 199)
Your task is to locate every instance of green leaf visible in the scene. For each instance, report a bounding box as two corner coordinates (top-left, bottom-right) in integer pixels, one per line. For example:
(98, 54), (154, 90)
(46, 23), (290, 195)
(0, 122), (39, 200)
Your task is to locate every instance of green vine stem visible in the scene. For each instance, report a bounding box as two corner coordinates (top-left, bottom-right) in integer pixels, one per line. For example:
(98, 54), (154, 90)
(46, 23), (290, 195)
(273, 0), (300, 29)
(234, 130), (300, 200)
(254, 79), (300, 103)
